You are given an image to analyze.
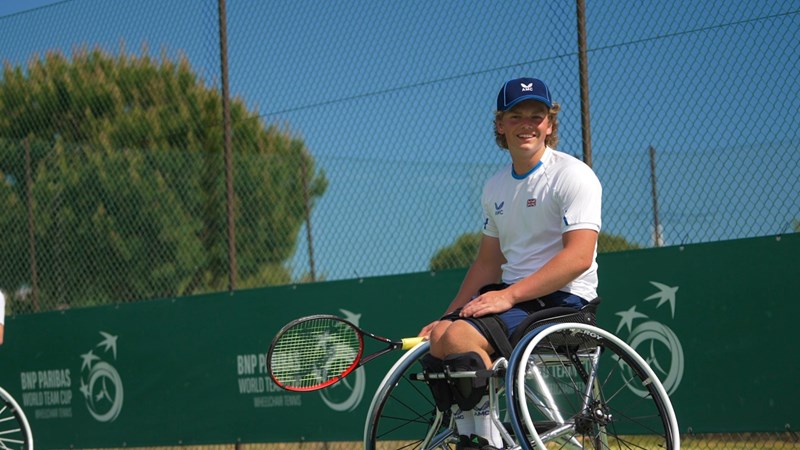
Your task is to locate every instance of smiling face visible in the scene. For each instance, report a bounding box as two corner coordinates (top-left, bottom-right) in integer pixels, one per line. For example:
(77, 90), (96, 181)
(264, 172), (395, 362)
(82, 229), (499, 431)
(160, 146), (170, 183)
(495, 100), (553, 164)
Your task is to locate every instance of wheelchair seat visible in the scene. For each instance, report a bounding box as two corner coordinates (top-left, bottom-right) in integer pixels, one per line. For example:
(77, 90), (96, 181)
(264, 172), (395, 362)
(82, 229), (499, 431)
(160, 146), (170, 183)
(509, 298), (600, 349)
(482, 298), (601, 360)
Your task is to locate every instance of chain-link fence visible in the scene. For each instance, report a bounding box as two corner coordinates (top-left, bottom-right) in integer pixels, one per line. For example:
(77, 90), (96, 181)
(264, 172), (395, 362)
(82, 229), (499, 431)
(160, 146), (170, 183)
(1, 0), (799, 448)
(1, 0), (798, 312)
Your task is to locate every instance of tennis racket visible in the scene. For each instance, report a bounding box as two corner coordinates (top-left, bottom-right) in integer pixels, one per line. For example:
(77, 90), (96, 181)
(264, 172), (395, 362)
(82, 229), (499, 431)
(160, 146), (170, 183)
(267, 314), (425, 392)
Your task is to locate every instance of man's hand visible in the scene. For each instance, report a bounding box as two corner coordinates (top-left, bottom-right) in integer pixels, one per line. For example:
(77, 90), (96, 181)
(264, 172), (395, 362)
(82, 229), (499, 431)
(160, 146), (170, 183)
(418, 320), (440, 338)
(459, 290), (514, 318)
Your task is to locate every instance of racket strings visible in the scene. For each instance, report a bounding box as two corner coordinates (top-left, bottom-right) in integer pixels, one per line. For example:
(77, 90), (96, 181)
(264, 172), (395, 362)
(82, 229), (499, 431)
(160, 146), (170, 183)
(270, 318), (361, 389)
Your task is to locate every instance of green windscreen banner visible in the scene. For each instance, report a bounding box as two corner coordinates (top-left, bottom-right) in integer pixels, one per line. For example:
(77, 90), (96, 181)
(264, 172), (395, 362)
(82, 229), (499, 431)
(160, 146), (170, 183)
(0, 234), (797, 448)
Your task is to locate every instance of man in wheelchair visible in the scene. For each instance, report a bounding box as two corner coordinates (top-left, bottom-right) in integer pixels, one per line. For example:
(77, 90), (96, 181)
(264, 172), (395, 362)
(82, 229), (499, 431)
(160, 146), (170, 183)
(418, 77), (602, 450)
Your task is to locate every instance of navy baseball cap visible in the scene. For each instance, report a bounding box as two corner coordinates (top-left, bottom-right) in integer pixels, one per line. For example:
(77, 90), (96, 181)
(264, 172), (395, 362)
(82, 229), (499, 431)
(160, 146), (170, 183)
(496, 77), (552, 111)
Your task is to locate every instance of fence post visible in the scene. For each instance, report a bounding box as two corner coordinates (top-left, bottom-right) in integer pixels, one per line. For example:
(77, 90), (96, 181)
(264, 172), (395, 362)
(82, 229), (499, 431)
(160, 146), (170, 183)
(649, 145), (663, 247)
(218, 0), (237, 291)
(23, 137), (40, 312)
(576, 0), (593, 168)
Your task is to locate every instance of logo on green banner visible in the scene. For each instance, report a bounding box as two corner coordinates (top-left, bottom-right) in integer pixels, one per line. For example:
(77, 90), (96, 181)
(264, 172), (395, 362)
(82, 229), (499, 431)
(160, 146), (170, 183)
(80, 332), (124, 422)
(319, 309), (366, 412)
(614, 281), (685, 397)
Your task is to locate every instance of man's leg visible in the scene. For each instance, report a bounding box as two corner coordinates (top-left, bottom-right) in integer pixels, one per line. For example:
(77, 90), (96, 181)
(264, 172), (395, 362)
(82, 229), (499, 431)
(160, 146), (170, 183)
(430, 321), (502, 449)
(429, 320), (494, 367)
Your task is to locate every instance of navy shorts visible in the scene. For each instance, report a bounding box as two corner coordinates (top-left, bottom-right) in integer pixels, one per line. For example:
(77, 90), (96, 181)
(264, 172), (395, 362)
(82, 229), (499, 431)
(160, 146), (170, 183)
(483, 290), (588, 336)
(443, 287), (589, 338)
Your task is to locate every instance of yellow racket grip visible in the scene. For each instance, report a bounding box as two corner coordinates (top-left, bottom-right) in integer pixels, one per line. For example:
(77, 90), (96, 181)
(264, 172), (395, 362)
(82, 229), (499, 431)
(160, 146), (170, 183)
(400, 336), (427, 350)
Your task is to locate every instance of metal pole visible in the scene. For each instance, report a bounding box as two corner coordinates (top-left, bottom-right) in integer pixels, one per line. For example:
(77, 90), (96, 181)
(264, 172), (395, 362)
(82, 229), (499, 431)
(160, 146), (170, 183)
(576, 0), (593, 168)
(23, 138), (40, 311)
(300, 151), (317, 281)
(218, 0), (237, 291)
(649, 146), (663, 247)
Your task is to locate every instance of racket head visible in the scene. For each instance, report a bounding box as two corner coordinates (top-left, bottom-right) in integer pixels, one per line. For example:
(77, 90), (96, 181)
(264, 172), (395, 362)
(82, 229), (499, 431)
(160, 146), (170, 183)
(267, 314), (364, 392)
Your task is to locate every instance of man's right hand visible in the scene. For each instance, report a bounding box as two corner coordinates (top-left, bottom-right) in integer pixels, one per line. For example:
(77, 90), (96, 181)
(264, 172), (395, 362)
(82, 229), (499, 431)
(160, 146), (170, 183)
(418, 320), (440, 338)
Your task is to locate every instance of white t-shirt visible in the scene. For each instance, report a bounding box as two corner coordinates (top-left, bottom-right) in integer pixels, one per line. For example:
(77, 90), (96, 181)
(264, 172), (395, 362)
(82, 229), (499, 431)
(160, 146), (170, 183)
(0, 291), (5, 325)
(481, 147), (602, 300)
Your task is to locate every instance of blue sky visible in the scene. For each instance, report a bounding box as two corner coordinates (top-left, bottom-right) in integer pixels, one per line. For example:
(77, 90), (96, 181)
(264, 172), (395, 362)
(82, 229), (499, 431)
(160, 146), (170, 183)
(1, 1), (798, 281)
(0, 0), (62, 16)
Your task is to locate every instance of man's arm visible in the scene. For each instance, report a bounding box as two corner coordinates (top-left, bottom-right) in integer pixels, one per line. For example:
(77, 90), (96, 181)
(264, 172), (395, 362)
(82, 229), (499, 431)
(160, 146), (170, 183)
(444, 234), (505, 314)
(418, 234), (504, 336)
(460, 228), (597, 318)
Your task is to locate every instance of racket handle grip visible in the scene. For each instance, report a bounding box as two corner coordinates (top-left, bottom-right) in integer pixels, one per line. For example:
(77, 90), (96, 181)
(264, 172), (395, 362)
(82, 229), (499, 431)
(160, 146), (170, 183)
(400, 337), (427, 350)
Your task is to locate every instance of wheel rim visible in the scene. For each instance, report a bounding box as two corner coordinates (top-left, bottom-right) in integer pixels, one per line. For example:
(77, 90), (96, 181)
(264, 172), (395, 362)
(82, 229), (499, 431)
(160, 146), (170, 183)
(0, 387), (33, 450)
(364, 342), (457, 450)
(509, 323), (679, 450)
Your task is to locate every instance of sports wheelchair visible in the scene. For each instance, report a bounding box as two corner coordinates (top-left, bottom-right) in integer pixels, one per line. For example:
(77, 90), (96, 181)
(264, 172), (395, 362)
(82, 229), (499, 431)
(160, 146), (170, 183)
(0, 385), (33, 450)
(363, 300), (679, 450)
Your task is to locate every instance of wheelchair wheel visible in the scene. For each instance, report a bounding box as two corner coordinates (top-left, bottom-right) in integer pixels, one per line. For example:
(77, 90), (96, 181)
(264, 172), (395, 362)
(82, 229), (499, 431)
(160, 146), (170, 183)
(364, 341), (459, 450)
(507, 323), (679, 450)
(0, 386), (34, 450)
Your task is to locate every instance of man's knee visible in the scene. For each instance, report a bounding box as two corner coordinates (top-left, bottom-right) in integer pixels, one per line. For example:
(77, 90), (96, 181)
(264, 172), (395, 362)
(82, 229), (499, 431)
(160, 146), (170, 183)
(439, 320), (479, 345)
(432, 320), (491, 359)
(429, 320), (453, 343)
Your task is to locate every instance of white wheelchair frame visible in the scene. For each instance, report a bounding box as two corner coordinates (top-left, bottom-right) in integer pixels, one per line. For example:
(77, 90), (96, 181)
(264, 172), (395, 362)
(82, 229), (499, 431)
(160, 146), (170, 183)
(364, 321), (679, 450)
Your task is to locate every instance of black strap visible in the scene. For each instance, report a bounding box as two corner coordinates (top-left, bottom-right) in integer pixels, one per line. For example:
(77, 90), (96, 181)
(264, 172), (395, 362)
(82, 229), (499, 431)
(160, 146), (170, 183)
(438, 286), (600, 360)
(468, 315), (514, 360)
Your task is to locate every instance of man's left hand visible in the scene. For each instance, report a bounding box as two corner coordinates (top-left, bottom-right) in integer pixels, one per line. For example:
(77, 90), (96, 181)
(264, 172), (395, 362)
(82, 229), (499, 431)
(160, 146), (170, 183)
(459, 290), (514, 318)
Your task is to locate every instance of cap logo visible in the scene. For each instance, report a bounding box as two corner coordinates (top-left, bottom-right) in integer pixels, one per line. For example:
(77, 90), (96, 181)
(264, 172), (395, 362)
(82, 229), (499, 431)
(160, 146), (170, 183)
(497, 77), (552, 111)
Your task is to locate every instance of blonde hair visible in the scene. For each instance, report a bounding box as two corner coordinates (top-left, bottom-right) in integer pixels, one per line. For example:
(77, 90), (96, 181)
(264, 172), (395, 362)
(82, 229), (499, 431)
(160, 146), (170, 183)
(494, 102), (560, 150)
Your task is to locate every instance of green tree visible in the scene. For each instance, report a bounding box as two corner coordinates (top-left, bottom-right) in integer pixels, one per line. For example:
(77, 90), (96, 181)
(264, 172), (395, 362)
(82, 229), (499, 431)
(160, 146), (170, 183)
(429, 233), (482, 272)
(429, 231), (640, 271)
(0, 48), (326, 309)
(597, 231), (641, 253)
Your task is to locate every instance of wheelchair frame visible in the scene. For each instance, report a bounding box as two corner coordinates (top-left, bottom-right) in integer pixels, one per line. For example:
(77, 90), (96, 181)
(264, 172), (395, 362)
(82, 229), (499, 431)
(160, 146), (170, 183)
(364, 318), (679, 450)
(0, 385), (34, 450)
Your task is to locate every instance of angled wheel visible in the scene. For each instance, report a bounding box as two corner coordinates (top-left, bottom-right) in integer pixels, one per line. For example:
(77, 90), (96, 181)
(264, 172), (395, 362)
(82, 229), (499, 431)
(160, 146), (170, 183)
(364, 341), (459, 450)
(0, 386), (33, 450)
(506, 323), (679, 450)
